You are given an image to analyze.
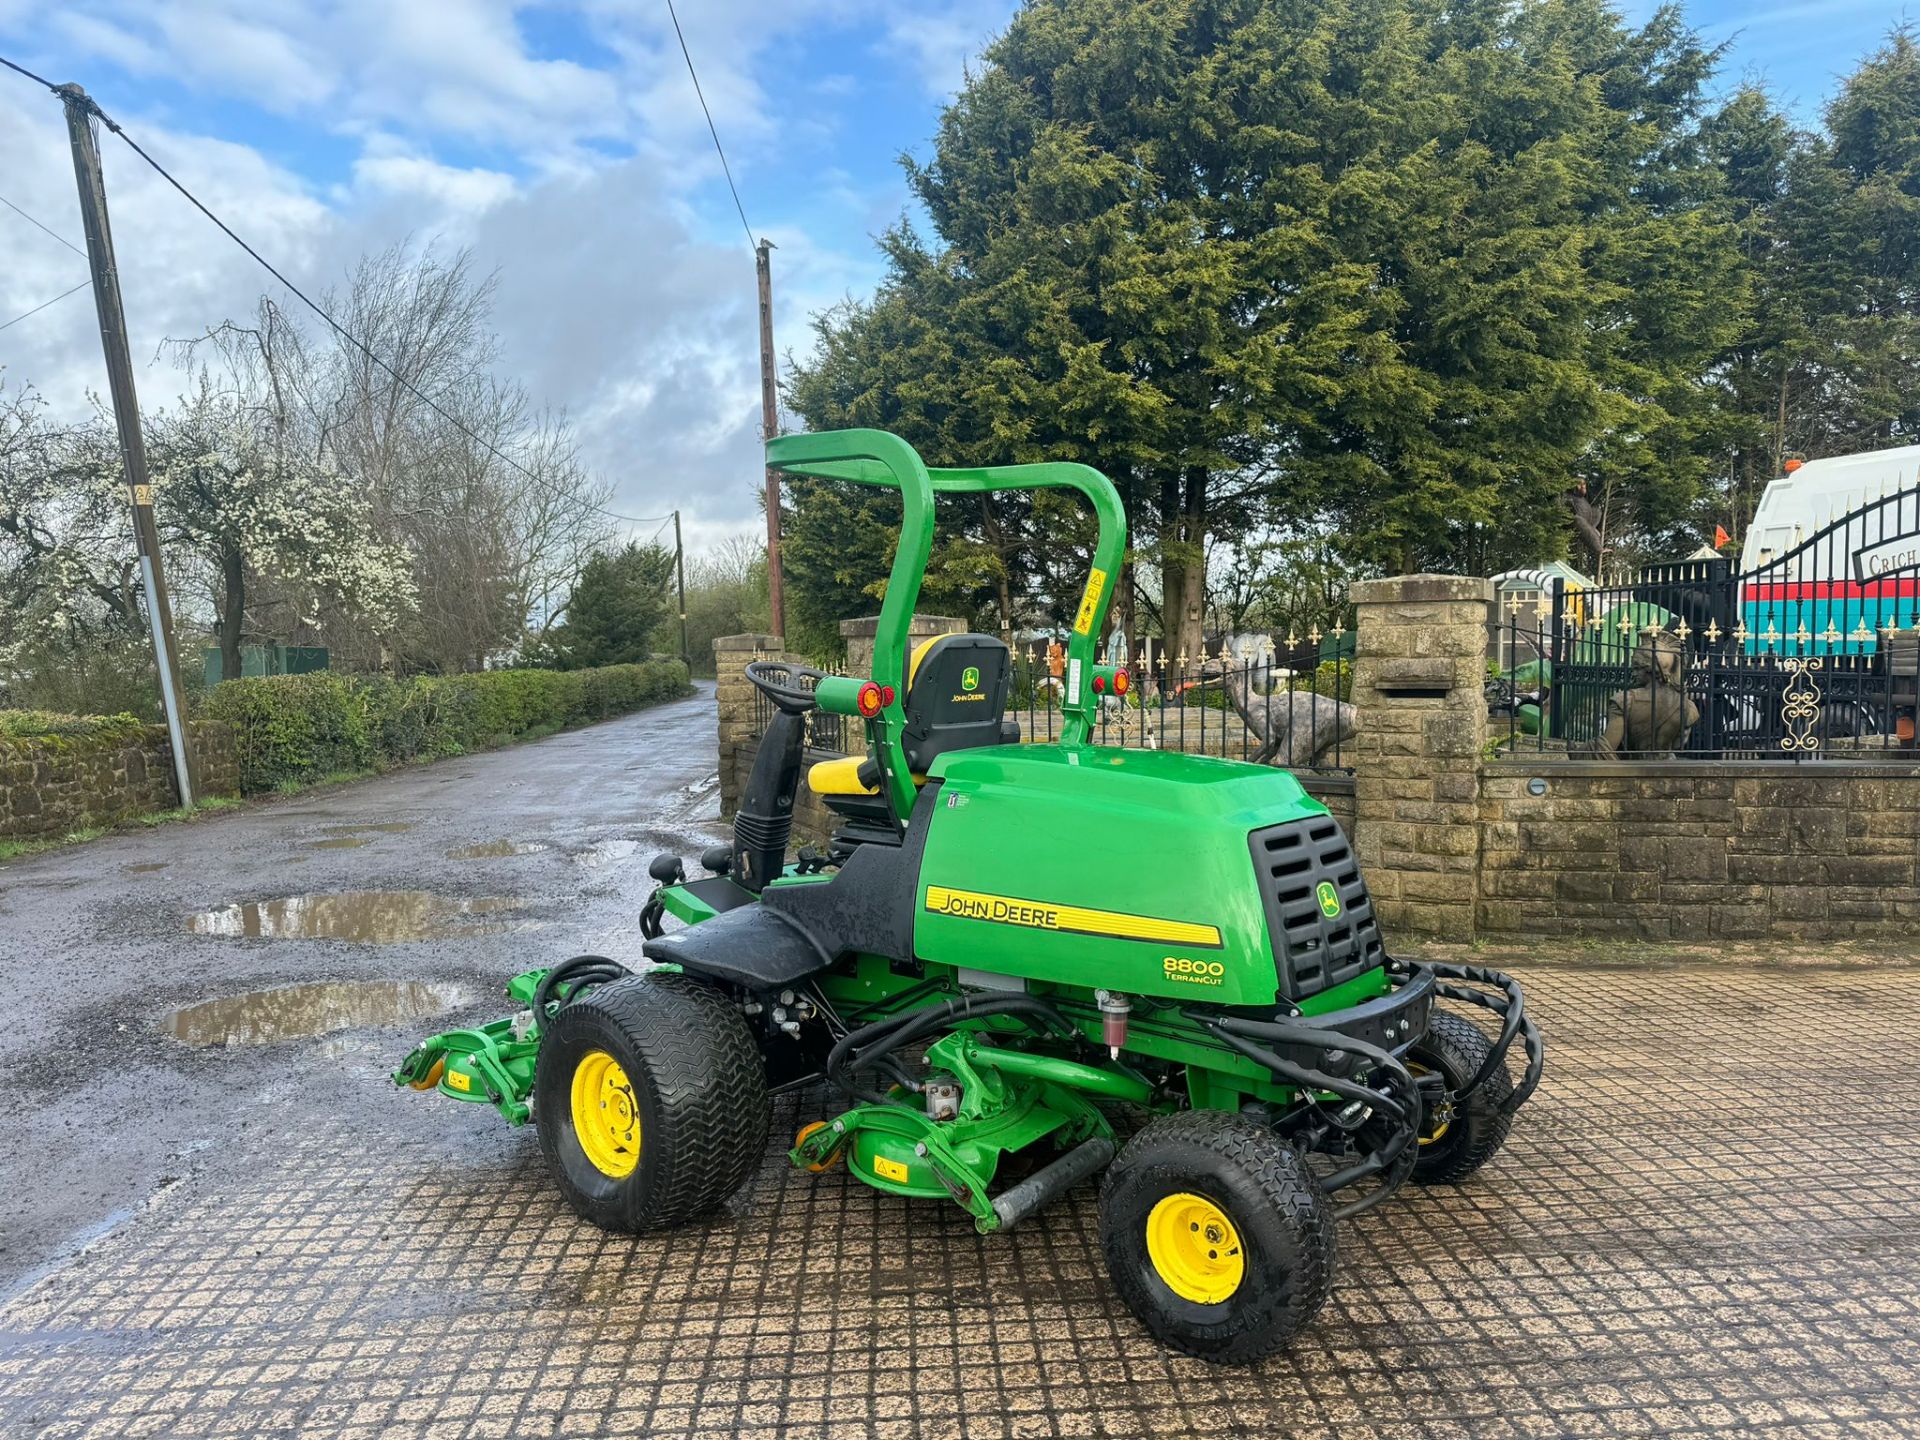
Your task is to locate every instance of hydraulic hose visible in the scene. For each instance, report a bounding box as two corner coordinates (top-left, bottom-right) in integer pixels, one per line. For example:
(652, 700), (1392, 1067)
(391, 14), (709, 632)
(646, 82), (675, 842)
(1201, 1014), (1423, 1220)
(533, 954), (630, 1026)
(825, 992), (1077, 1106)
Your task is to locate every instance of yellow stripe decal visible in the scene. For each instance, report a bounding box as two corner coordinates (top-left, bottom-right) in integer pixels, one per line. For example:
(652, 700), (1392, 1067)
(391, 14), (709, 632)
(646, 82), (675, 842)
(923, 885), (1222, 948)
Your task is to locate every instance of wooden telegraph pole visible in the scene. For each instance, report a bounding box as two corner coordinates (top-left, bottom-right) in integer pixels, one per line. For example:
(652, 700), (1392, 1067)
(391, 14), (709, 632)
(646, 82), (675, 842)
(672, 509), (689, 667)
(755, 239), (785, 636)
(58, 83), (197, 805)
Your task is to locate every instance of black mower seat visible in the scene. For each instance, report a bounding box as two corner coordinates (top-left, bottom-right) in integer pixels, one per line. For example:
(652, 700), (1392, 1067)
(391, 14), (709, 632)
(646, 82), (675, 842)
(640, 903), (827, 987)
(807, 633), (1017, 800)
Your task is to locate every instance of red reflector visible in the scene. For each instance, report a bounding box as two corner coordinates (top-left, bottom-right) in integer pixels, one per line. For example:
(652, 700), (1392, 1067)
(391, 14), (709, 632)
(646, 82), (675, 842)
(857, 682), (883, 717)
(1114, 668), (1131, 695)
(1092, 674), (1106, 694)
(880, 685), (896, 706)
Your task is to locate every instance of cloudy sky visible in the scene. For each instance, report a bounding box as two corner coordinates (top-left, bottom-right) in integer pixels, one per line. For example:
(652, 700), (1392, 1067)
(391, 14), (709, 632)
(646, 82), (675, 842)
(0, 0), (1903, 554)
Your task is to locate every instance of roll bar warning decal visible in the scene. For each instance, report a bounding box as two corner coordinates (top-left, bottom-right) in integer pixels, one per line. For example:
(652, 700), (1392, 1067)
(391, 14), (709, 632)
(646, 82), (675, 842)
(1073, 567), (1107, 635)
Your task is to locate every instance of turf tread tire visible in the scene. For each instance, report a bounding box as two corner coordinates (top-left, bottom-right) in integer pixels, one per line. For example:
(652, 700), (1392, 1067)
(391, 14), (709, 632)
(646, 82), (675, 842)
(536, 972), (769, 1232)
(1409, 1009), (1513, 1186)
(1100, 1110), (1336, 1364)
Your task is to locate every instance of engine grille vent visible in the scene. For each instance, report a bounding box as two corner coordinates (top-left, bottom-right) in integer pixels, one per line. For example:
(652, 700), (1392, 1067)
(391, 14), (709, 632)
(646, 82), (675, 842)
(1246, 816), (1383, 999)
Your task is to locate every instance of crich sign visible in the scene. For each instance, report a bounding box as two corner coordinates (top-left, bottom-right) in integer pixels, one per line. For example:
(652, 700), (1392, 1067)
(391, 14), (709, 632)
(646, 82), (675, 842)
(1852, 530), (1920, 583)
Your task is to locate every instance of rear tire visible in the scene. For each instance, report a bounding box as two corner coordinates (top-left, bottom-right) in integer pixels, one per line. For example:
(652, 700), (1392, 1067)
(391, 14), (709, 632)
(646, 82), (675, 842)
(1407, 1010), (1513, 1185)
(1100, 1111), (1336, 1363)
(535, 973), (769, 1232)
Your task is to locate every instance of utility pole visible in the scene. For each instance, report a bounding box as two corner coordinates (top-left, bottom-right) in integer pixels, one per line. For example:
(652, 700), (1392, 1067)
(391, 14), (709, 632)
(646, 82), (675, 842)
(59, 84), (196, 806)
(672, 509), (689, 668)
(755, 238), (785, 637)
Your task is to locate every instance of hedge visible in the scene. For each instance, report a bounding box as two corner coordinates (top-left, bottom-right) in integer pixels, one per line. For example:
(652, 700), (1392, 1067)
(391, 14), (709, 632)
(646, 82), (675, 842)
(197, 659), (692, 794)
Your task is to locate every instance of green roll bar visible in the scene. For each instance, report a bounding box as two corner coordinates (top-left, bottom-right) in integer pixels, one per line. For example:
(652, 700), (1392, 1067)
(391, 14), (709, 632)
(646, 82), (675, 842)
(766, 428), (1128, 823)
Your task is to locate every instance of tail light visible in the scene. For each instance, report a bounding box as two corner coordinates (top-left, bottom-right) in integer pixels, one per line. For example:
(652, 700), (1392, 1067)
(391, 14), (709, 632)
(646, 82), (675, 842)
(857, 682), (884, 717)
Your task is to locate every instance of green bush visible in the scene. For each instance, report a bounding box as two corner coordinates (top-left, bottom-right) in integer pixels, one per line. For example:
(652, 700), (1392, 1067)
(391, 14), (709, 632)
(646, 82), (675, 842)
(197, 659), (691, 794)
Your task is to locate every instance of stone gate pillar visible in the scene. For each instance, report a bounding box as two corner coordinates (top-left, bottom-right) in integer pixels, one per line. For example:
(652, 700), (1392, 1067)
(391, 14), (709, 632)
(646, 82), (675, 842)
(714, 632), (782, 817)
(1349, 575), (1492, 943)
(839, 614), (965, 683)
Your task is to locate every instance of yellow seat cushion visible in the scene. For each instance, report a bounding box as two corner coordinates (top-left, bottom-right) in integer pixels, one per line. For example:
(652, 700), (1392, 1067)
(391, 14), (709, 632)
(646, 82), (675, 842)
(807, 755), (876, 796)
(805, 755), (928, 798)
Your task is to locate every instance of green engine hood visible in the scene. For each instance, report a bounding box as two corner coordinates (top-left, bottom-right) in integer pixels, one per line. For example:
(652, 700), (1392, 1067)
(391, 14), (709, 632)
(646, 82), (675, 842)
(915, 744), (1342, 1008)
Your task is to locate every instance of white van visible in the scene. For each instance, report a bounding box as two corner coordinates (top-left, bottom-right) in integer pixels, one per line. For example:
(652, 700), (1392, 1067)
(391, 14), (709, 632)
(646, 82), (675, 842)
(1742, 445), (1920, 573)
(1740, 445), (1920, 653)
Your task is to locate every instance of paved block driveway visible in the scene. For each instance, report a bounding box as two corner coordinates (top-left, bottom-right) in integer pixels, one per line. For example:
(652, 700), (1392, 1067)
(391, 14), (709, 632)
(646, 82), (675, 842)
(1, 692), (1915, 1437)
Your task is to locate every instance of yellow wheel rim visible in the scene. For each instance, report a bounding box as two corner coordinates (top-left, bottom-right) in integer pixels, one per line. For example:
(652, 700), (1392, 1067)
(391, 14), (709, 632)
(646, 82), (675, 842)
(1408, 1060), (1451, 1145)
(570, 1049), (641, 1179)
(1145, 1192), (1245, 1305)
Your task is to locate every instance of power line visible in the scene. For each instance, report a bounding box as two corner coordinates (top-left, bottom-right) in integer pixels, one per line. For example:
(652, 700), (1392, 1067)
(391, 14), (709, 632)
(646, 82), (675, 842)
(0, 278), (91, 333)
(663, 0), (756, 249)
(0, 54), (54, 90)
(1, 57), (672, 531)
(0, 190), (86, 256)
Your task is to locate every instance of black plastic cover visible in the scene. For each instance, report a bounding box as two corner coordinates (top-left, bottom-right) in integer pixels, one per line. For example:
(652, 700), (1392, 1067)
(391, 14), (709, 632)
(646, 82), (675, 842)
(1247, 815), (1385, 1000)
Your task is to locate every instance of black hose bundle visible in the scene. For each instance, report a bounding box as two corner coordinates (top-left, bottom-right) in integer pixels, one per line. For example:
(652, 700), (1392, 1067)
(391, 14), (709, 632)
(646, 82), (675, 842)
(825, 992), (1077, 1106)
(532, 954), (630, 1025)
(1200, 1014), (1423, 1220)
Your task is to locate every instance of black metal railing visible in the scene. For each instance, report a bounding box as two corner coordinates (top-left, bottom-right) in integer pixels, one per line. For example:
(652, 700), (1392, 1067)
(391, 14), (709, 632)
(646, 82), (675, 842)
(744, 642), (1354, 773)
(1490, 606), (1919, 761)
(1490, 484), (1920, 763)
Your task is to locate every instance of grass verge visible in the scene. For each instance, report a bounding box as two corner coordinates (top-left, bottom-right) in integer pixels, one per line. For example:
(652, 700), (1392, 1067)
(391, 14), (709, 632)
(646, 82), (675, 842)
(0, 796), (245, 863)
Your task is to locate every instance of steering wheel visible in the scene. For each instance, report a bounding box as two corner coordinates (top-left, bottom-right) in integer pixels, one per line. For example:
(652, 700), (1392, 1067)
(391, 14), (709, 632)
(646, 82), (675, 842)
(744, 658), (828, 715)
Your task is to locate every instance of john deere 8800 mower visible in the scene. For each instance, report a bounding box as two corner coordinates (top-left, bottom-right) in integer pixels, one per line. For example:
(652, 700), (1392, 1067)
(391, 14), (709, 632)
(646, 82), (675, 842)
(396, 428), (1542, 1362)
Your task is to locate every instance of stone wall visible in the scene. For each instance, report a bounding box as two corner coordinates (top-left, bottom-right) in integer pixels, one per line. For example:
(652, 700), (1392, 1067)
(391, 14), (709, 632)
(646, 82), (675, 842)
(0, 721), (240, 840)
(1300, 775), (1355, 837)
(1479, 761), (1920, 940)
(712, 597), (1920, 946)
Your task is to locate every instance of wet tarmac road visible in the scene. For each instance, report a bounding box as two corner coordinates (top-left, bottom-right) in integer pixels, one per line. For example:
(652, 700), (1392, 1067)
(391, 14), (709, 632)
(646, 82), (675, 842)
(0, 682), (724, 1303)
(4, 682), (1920, 1437)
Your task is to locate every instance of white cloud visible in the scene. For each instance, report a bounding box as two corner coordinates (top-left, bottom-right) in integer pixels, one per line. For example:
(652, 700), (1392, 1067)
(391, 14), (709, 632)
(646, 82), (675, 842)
(882, 0), (1020, 96)
(351, 144), (518, 215)
(0, 0), (1015, 551)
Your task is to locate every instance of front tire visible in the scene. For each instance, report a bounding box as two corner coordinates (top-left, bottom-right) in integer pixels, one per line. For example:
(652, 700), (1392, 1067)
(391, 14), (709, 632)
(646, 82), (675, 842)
(1407, 1010), (1513, 1185)
(535, 973), (769, 1232)
(1100, 1111), (1336, 1363)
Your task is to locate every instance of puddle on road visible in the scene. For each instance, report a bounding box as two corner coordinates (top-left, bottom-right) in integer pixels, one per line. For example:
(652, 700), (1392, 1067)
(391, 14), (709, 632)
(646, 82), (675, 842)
(309, 836), (373, 850)
(448, 839), (550, 860)
(321, 822), (414, 835)
(572, 840), (638, 868)
(126, 862), (169, 874)
(184, 891), (524, 941)
(161, 980), (456, 1047)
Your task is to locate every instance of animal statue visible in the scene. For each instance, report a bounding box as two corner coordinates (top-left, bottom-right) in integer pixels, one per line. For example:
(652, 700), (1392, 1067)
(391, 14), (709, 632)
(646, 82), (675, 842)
(1203, 655), (1357, 766)
(1596, 628), (1698, 758)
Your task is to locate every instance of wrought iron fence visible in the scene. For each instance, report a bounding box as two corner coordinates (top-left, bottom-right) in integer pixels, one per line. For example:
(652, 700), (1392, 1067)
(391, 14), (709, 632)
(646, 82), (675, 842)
(1490, 603), (1919, 761)
(745, 641), (1354, 772)
(1488, 484), (1920, 762)
(1007, 646), (1354, 771)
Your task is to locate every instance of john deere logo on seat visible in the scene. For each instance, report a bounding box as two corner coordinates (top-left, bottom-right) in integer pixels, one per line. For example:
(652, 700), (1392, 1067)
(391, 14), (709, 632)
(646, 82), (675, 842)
(961, 666), (980, 691)
(1315, 881), (1342, 918)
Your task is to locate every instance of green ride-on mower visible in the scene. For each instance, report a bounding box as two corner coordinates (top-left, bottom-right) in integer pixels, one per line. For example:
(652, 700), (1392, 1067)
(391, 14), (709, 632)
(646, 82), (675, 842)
(395, 428), (1543, 1363)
